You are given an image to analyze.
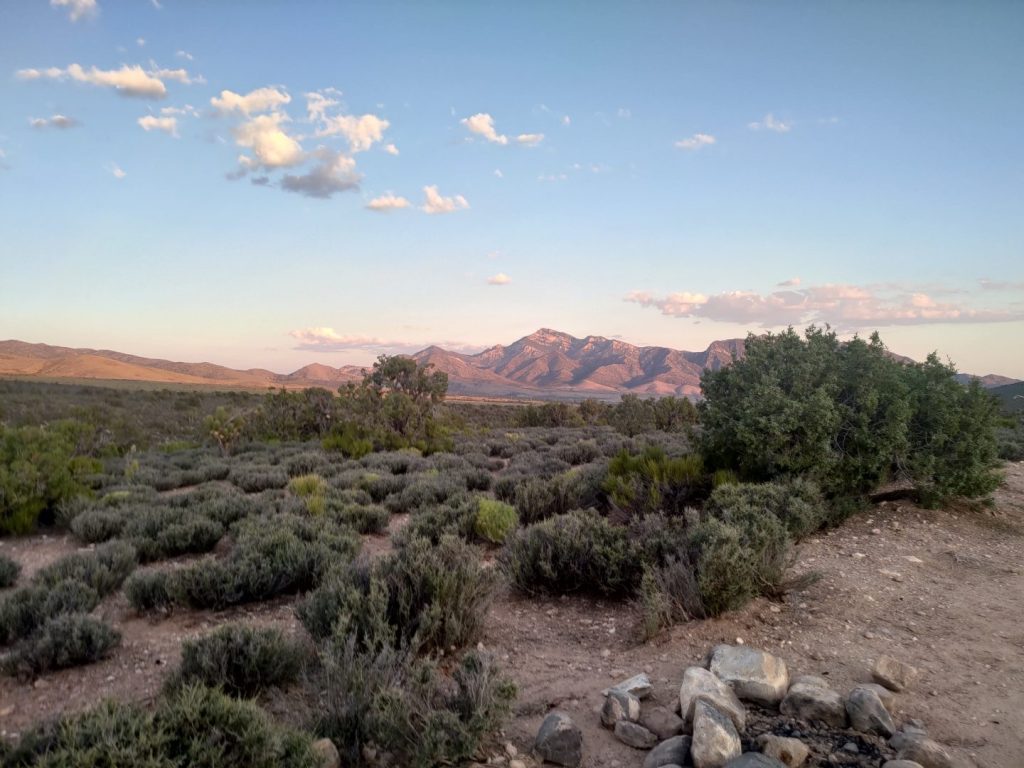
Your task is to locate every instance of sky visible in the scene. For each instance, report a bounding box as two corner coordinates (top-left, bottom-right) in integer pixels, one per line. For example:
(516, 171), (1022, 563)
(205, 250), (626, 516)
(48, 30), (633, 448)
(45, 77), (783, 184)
(1, 0), (1023, 377)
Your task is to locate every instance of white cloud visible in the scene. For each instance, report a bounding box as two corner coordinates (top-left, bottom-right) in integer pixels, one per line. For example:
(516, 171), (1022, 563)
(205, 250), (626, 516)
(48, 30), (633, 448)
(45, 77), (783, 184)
(493, 169), (503, 178)
(748, 113), (791, 132)
(383, 143), (399, 156)
(617, 108), (632, 119)
(137, 114), (178, 137)
(161, 104), (198, 117)
(421, 185), (469, 214)
(461, 113), (507, 144)
(148, 66), (201, 85)
(304, 90), (339, 123)
(289, 328), (407, 352)
(280, 148), (360, 199)
(487, 273), (512, 285)
(626, 282), (1024, 329)
(17, 63), (168, 98)
(51, 0), (97, 22)
(979, 278), (1024, 291)
(211, 86), (291, 115)
(175, 50), (193, 61)
(110, 163), (126, 179)
(29, 114), (80, 129)
(151, 0), (161, 8)
(137, 37), (146, 47)
(674, 132), (716, 150)
(233, 112), (304, 169)
(516, 133), (544, 146)
(562, 115), (571, 126)
(777, 277), (801, 287)
(366, 193), (410, 212)
(316, 113), (389, 152)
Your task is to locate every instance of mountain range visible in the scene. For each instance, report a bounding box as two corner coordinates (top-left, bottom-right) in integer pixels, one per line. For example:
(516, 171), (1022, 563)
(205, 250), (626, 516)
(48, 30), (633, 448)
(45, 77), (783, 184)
(0, 331), (1016, 400)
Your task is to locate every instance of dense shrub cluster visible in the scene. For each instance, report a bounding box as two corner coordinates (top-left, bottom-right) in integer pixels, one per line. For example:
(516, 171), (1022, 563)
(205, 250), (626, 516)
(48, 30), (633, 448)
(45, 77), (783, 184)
(3, 613), (120, 678)
(603, 446), (706, 517)
(0, 552), (21, 587)
(33, 540), (137, 597)
(474, 498), (519, 543)
(171, 623), (305, 697)
(0, 580), (100, 645)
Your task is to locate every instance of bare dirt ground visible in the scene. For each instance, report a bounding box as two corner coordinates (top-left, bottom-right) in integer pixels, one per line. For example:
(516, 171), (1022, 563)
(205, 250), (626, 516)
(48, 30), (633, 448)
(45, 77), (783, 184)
(2, 464), (1022, 768)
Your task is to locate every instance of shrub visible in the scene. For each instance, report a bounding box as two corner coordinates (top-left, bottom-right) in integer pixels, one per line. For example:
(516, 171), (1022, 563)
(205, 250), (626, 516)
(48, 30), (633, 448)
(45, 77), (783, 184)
(120, 507), (226, 561)
(4, 613), (120, 677)
(384, 475), (466, 514)
(70, 507), (127, 543)
(299, 536), (495, 655)
(317, 635), (514, 768)
(554, 439), (601, 466)
(639, 552), (705, 639)
(328, 502), (390, 534)
(288, 473), (328, 499)
(603, 447), (706, 517)
(0, 553), (20, 588)
(499, 511), (638, 597)
(0, 580), (100, 645)
(173, 624), (305, 697)
(33, 540), (137, 597)
(124, 570), (174, 614)
(474, 498), (518, 543)
(229, 465), (289, 493)
(705, 479), (827, 540)
(396, 499), (476, 545)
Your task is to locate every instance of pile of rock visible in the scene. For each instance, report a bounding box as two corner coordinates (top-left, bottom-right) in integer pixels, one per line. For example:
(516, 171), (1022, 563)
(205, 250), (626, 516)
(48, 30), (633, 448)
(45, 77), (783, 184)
(532, 645), (962, 768)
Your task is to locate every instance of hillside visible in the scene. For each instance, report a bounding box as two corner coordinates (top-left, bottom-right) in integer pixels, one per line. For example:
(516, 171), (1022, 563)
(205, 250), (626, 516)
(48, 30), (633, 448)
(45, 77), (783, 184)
(990, 381), (1024, 413)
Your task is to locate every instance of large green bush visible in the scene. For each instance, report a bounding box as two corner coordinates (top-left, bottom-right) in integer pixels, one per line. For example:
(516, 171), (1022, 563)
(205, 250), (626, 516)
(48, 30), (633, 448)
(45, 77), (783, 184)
(705, 478), (826, 540)
(603, 446), (706, 517)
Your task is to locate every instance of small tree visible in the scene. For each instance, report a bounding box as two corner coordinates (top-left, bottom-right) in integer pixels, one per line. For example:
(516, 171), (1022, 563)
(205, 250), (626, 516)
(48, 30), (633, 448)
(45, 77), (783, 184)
(204, 407), (243, 457)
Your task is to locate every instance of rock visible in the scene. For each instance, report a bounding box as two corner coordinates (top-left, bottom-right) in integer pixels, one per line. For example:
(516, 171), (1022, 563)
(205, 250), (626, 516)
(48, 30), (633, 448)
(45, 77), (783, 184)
(889, 725), (929, 751)
(708, 645), (790, 706)
(640, 705), (685, 740)
(755, 734), (810, 768)
(601, 689), (641, 727)
(883, 762), (925, 768)
(643, 735), (693, 768)
(605, 673), (654, 699)
(691, 700), (742, 768)
(724, 756), (788, 768)
(534, 711), (583, 767)
(614, 720), (660, 749)
(872, 655), (919, 692)
(790, 675), (829, 689)
(779, 682), (847, 728)
(895, 735), (957, 768)
(311, 738), (341, 768)
(858, 683), (896, 711)
(680, 667), (746, 732)
(846, 686), (896, 737)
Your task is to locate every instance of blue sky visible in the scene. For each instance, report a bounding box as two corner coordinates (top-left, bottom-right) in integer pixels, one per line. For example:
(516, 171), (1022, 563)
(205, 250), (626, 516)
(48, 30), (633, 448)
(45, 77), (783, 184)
(1, 0), (1022, 376)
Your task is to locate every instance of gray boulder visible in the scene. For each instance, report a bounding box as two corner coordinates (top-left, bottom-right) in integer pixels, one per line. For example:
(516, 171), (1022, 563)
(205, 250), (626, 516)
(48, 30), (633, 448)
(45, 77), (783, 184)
(641, 705), (685, 740)
(858, 682), (896, 711)
(680, 666), (746, 732)
(895, 736), (957, 768)
(872, 655), (919, 692)
(643, 735), (693, 768)
(601, 689), (641, 727)
(606, 672), (654, 699)
(724, 755), (788, 768)
(846, 686), (896, 737)
(691, 700), (742, 768)
(779, 681), (847, 728)
(755, 734), (809, 767)
(534, 711), (583, 767)
(615, 720), (660, 749)
(708, 645), (790, 707)
(790, 675), (829, 689)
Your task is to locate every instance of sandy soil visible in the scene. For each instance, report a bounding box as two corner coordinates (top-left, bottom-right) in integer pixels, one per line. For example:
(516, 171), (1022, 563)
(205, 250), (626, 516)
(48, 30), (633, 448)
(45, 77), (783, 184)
(2, 463), (1022, 768)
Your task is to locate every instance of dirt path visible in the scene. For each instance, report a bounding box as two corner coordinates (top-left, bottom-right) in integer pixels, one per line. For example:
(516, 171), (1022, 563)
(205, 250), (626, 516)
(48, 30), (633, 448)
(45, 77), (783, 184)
(486, 462), (1024, 768)
(2, 464), (1022, 766)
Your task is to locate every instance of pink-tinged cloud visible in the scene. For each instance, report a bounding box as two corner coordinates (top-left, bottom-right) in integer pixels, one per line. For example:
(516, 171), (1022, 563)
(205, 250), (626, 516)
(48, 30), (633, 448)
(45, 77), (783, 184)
(289, 327), (484, 355)
(625, 283), (1024, 329)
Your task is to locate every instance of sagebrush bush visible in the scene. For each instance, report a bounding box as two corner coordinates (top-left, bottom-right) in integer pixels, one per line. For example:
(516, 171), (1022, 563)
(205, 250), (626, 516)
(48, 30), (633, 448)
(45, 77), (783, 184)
(229, 465), (289, 493)
(0, 580), (100, 645)
(384, 475), (466, 514)
(33, 540), (137, 597)
(317, 635), (515, 768)
(70, 507), (127, 543)
(499, 511), (639, 597)
(3, 613), (120, 677)
(0, 553), (21, 588)
(124, 570), (174, 614)
(603, 446), (706, 517)
(395, 499), (476, 545)
(327, 501), (389, 534)
(299, 535), (495, 654)
(705, 478), (826, 540)
(639, 553), (705, 639)
(474, 498), (518, 543)
(172, 624), (305, 697)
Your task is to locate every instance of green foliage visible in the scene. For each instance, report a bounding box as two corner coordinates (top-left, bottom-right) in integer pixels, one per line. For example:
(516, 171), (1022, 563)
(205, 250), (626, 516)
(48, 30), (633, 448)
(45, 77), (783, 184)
(608, 394), (698, 436)
(125, 569), (174, 614)
(288, 473), (328, 515)
(299, 535), (495, 655)
(639, 552), (704, 639)
(0, 553), (21, 587)
(0, 580), (100, 645)
(172, 624), (305, 697)
(705, 478), (827, 540)
(316, 637), (514, 768)
(499, 511), (639, 597)
(515, 402), (584, 428)
(205, 406), (245, 457)
(700, 327), (1003, 502)
(0, 422), (95, 533)
(3, 613), (120, 677)
(33, 540), (137, 597)
(603, 446), (706, 517)
(4, 685), (316, 768)
(327, 501), (390, 534)
(474, 498), (519, 543)
(322, 423), (374, 458)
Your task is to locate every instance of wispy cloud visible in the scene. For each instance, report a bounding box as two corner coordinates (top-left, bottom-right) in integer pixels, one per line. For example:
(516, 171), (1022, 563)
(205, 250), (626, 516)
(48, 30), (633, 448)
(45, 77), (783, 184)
(748, 113), (791, 132)
(137, 114), (178, 137)
(383, 143), (399, 156)
(515, 133), (544, 146)
(211, 86), (291, 115)
(51, 0), (97, 22)
(777, 277), (801, 287)
(29, 114), (80, 130)
(16, 63), (199, 99)
(979, 278), (1024, 291)
(674, 132), (716, 150)
(421, 185), (469, 214)
(626, 282), (1024, 329)
(280, 148), (360, 199)
(365, 193), (410, 212)
(289, 327), (483, 355)
(487, 273), (511, 285)
(110, 163), (126, 179)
